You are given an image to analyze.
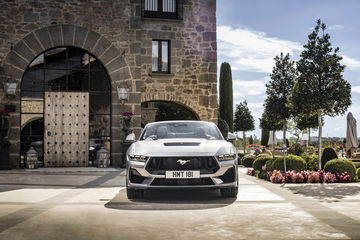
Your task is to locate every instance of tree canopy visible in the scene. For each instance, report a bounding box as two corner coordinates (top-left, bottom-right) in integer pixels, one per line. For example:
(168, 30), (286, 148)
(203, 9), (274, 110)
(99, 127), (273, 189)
(234, 100), (255, 132)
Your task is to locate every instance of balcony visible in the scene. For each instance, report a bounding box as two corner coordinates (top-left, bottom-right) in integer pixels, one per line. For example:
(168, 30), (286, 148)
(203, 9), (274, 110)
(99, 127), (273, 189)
(141, 0), (183, 20)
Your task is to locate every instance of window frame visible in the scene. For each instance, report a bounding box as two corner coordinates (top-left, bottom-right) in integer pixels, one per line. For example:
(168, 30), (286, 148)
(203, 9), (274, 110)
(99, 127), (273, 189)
(152, 40), (171, 74)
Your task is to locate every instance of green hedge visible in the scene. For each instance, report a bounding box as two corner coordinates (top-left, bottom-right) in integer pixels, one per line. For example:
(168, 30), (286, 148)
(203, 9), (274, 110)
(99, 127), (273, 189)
(321, 147), (338, 169)
(237, 153), (244, 165)
(243, 154), (256, 167)
(301, 153), (318, 171)
(324, 159), (356, 180)
(271, 154), (307, 172)
(253, 156), (273, 171)
(357, 168), (360, 180)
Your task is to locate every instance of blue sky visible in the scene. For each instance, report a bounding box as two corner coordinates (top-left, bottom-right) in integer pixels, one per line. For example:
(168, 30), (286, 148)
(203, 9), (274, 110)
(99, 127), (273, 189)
(216, 0), (360, 139)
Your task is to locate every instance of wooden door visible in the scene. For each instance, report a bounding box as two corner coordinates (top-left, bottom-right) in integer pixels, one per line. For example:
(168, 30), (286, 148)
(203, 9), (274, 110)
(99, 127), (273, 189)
(44, 92), (89, 167)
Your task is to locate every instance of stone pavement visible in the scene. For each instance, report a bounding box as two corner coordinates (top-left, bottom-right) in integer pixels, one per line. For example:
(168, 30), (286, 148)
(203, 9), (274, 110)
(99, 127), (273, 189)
(0, 168), (359, 239)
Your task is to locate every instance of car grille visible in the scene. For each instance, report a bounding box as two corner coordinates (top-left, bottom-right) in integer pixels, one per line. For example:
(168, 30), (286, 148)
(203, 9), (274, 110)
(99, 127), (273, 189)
(145, 156), (220, 174)
(151, 178), (214, 186)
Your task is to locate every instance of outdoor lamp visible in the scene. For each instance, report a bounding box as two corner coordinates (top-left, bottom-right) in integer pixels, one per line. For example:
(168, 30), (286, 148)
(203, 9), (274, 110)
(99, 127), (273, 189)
(4, 82), (17, 98)
(26, 147), (38, 169)
(96, 147), (110, 168)
(117, 87), (129, 104)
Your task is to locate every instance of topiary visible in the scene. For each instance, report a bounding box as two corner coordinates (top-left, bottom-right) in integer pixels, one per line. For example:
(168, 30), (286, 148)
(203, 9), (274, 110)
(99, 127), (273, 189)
(237, 153), (244, 165)
(271, 154), (307, 172)
(265, 159), (274, 171)
(321, 147), (338, 169)
(243, 154), (256, 167)
(253, 156), (273, 171)
(301, 153), (318, 171)
(324, 159), (356, 181)
(357, 168), (360, 180)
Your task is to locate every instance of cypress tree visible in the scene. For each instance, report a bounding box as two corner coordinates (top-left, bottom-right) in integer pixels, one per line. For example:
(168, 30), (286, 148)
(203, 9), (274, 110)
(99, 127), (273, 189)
(219, 62), (234, 132)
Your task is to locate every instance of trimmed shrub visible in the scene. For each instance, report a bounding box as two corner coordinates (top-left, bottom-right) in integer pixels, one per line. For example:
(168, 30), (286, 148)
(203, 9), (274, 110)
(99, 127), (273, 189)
(357, 168), (360, 180)
(321, 147), (338, 169)
(237, 153), (244, 165)
(243, 154), (256, 167)
(301, 153), (318, 171)
(324, 159), (356, 181)
(253, 156), (273, 171)
(265, 159), (274, 171)
(271, 154), (307, 172)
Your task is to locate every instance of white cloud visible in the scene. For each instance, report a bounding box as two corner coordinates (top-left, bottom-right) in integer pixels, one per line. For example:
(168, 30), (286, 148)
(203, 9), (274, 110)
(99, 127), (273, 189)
(334, 126), (345, 132)
(328, 24), (345, 30)
(352, 86), (360, 94)
(342, 56), (360, 71)
(233, 79), (267, 97)
(217, 25), (302, 73)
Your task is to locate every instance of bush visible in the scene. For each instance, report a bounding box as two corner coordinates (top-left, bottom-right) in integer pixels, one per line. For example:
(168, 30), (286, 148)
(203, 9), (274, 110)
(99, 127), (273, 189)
(265, 159), (274, 171)
(243, 154), (256, 167)
(307, 171), (320, 183)
(321, 147), (338, 169)
(287, 144), (305, 156)
(271, 154), (307, 172)
(323, 172), (337, 183)
(357, 168), (360, 180)
(270, 170), (285, 183)
(324, 159), (356, 181)
(286, 171), (305, 183)
(237, 153), (244, 165)
(253, 156), (273, 171)
(301, 153), (318, 171)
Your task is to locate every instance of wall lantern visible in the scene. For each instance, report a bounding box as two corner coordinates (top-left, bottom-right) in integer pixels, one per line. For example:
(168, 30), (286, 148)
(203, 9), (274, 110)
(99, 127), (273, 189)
(26, 147), (38, 169)
(96, 147), (110, 168)
(117, 87), (129, 104)
(4, 82), (17, 98)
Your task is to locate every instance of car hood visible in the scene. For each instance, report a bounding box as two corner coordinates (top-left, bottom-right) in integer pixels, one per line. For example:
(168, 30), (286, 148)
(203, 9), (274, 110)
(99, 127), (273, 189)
(127, 138), (236, 157)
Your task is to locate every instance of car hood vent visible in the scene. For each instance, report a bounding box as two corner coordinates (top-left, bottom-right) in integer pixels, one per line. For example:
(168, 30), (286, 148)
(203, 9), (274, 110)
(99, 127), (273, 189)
(163, 142), (200, 146)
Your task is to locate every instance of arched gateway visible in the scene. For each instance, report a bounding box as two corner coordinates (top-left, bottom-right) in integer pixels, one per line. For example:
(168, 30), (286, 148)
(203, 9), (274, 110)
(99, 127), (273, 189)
(21, 47), (111, 167)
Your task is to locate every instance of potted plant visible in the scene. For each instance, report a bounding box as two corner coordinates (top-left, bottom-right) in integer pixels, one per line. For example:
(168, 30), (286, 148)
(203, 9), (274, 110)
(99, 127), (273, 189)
(120, 112), (134, 168)
(0, 109), (11, 170)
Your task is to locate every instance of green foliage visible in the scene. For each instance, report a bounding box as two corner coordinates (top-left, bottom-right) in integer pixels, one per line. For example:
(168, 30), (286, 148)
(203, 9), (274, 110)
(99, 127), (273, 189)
(271, 154), (307, 172)
(356, 168), (360, 180)
(253, 156), (273, 171)
(249, 135), (254, 144)
(260, 130), (269, 146)
(219, 62), (234, 132)
(243, 154), (256, 167)
(287, 144), (305, 156)
(321, 147), (338, 169)
(234, 100), (254, 132)
(237, 153), (244, 165)
(324, 159), (356, 180)
(301, 153), (319, 171)
(217, 118), (229, 139)
(259, 110), (283, 131)
(294, 113), (321, 131)
(265, 53), (296, 122)
(265, 159), (274, 171)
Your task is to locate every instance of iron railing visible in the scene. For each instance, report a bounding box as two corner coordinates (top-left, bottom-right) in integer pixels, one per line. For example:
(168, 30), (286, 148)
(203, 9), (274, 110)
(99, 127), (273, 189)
(141, 0), (183, 20)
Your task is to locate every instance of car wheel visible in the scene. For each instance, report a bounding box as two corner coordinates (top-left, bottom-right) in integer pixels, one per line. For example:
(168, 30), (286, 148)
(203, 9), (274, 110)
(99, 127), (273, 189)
(126, 188), (144, 199)
(220, 187), (238, 198)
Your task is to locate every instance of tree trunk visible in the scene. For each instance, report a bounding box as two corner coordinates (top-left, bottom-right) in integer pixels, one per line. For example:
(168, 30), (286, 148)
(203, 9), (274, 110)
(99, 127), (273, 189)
(243, 131), (246, 155)
(282, 121), (287, 148)
(307, 128), (311, 147)
(318, 110), (323, 169)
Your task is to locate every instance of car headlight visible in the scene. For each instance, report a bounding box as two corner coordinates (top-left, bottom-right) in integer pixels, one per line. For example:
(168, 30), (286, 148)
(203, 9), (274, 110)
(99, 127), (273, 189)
(216, 154), (237, 161)
(128, 155), (149, 162)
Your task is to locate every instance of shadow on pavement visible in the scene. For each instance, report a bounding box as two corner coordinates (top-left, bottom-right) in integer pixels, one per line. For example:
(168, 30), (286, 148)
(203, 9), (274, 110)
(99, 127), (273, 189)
(105, 188), (236, 210)
(286, 184), (360, 200)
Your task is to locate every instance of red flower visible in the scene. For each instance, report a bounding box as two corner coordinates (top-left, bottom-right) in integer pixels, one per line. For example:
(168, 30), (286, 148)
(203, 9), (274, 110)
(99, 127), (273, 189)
(122, 112), (134, 116)
(0, 110), (10, 115)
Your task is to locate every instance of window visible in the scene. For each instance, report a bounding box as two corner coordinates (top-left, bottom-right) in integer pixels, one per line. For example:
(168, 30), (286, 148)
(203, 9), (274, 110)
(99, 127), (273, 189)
(152, 40), (170, 73)
(142, 0), (182, 19)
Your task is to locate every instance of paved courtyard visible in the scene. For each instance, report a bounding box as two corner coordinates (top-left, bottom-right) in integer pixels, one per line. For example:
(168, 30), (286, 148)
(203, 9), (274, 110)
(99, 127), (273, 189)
(0, 168), (359, 240)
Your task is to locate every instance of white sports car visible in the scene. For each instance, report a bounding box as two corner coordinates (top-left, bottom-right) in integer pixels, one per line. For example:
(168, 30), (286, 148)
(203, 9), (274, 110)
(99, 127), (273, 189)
(126, 120), (238, 199)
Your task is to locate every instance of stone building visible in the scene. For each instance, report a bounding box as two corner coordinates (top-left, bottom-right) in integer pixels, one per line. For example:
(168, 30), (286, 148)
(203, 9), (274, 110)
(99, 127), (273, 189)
(0, 0), (218, 168)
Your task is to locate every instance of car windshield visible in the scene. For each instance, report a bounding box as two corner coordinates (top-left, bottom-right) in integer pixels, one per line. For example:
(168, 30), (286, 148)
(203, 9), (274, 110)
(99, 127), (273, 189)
(140, 122), (223, 140)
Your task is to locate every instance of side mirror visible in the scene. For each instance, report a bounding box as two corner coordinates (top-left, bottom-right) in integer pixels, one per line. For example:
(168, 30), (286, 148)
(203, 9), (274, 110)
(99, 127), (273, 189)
(227, 132), (236, 141)
(125, 133), (136, 143)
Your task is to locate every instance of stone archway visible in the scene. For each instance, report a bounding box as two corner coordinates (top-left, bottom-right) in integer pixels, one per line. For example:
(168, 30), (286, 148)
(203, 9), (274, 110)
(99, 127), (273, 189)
(1, 25), (130, 167)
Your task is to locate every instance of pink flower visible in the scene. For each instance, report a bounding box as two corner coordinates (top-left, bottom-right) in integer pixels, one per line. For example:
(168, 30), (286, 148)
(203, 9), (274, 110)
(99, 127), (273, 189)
(270, 170), (285, 183)
(246, 168), (255, 176)
(307, 171), (320, 183)
(324, 173), (337, 183)
(122, 112), (134, 116)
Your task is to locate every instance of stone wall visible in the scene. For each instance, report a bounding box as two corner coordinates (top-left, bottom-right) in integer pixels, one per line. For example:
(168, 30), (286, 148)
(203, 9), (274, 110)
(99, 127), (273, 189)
(0, 0), (217, 168)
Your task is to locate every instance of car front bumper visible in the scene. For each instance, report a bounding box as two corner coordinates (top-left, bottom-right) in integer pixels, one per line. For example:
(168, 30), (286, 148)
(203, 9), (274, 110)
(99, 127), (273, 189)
(126, 157), (238, 190)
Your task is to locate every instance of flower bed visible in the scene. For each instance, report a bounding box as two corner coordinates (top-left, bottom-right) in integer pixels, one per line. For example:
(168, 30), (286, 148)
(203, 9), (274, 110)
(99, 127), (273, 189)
(246, 168), (353, 184)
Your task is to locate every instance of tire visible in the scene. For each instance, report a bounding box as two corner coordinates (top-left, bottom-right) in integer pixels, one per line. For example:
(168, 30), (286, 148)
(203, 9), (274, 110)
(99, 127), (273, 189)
(220, 187), (238, 198)
(127, 188), (144, 199)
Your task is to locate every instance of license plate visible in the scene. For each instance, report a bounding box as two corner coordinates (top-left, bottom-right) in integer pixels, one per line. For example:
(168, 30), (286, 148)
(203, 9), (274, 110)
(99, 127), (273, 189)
(165, 171), (200, 179)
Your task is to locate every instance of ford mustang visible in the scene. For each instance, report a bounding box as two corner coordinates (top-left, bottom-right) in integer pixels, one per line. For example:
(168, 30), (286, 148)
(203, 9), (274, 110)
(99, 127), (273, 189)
(126, 120), (238, 199)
